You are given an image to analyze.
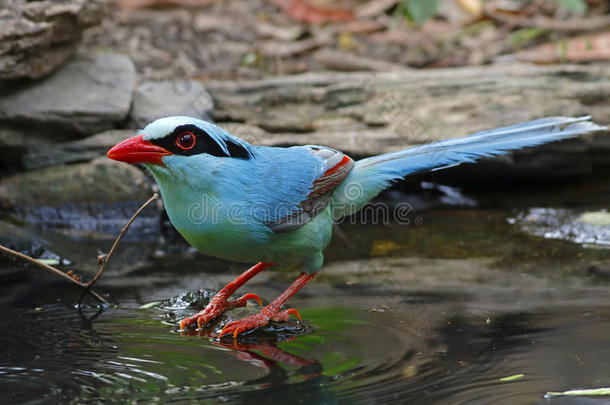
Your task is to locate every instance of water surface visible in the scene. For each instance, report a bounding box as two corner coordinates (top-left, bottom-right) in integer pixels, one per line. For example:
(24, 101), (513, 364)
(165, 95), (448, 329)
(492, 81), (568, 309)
(1, 177), (609, 404)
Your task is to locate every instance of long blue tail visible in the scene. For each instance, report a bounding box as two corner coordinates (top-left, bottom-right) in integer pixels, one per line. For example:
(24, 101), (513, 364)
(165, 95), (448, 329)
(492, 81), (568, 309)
(332, 116), (606, 217)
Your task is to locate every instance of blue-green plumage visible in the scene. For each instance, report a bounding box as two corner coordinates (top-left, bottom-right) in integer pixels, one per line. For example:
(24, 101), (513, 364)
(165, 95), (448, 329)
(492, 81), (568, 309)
(139, 115), (605, 274)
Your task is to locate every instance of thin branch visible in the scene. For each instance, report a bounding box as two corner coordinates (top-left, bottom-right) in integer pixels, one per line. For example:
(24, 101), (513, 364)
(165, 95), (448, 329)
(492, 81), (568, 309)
(79, 193), (159, 303)
(485, 1), (610, 32)
(0, 244), (107, 303)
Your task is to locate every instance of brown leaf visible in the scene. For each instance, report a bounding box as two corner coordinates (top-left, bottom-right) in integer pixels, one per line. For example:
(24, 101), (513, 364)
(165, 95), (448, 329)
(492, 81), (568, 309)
(269, 0), (355, 24)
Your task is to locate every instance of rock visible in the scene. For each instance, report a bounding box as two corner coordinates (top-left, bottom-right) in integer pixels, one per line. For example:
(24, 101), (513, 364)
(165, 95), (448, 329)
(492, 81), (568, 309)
(0, 158), (160, 240)
(128, 80), (214, 129)
(206, 64), (610, 157)
(23, 129), (135, 170)
(0, 51), (136, 137)
(514, 208), (610, 247)
(0, 0), (106, 80)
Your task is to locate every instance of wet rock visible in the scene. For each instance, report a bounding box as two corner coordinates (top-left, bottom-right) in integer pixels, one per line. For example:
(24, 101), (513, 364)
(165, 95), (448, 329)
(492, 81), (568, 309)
(128, 80), (214, 129)
(0, 158), (160, 240)
(0, 51), (135, 136)
(512, 208), (610, 247)
(0, 0), (105, 80)
(23, 129), (135, 170)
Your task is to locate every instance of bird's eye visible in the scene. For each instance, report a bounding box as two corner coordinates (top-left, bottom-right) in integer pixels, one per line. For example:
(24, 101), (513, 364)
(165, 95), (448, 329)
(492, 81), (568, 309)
(176, 132), (196, 150)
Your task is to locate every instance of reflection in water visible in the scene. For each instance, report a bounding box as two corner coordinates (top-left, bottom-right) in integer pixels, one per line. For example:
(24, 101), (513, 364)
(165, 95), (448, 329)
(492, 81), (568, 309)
(181, 328), (323, 385)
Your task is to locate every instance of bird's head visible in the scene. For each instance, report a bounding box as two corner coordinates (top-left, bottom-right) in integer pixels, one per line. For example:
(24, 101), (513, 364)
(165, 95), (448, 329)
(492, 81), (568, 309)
(107, 116), (253, 185)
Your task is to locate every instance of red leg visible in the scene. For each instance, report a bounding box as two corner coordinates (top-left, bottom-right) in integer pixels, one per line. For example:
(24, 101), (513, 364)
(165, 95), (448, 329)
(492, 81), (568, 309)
(219, 272), (316, 339)
(179, 262), (274, 330)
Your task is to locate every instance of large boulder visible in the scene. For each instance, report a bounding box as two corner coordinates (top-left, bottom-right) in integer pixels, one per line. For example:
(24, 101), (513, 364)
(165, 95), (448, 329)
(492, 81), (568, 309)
(128, 80), (214, 129)
(0, 51), (136, 137)
(0, 0), (106, 81)
(0, 158), (160, 240)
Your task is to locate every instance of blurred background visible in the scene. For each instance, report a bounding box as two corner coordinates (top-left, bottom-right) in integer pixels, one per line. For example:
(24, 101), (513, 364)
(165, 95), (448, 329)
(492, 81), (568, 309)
(0, 1), (609, 404)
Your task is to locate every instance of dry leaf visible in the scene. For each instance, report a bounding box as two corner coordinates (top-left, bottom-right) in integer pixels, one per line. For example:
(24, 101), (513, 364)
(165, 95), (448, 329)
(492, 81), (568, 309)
(269, 0), (355, 24)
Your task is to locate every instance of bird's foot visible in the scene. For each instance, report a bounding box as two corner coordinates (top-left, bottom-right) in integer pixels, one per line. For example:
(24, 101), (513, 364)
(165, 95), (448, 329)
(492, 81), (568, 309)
(179, 292), (262, 330)
(218, 306), (302, 339)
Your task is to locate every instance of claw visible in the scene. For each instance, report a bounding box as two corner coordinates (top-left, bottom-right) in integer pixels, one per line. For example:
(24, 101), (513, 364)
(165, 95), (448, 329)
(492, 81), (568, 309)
(271, 307), (302, 322)
(285, 308), (302, 321)
(231, 293), (262, 308)
(196, 315), (209, 329)
(219, 321), (236, 339)
(180, 292), (264, 330)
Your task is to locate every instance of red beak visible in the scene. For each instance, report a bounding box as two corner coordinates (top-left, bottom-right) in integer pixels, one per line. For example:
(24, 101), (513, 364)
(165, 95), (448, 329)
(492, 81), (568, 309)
(107, 134), (172, 165)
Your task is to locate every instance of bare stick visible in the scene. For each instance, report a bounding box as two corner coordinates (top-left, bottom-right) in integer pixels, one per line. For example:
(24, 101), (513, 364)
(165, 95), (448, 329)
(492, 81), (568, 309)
(0, 244), (107, 303)
(79, 193), (159, 303)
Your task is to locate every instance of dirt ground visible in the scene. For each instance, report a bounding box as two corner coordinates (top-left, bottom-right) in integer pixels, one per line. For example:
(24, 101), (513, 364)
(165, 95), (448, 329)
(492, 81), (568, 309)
(83, 0), (610, 81)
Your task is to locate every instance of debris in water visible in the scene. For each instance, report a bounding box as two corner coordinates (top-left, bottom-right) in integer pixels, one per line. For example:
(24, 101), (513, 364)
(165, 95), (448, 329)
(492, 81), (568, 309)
(499, 373), (524, 382)
(545, 387), (610, 398)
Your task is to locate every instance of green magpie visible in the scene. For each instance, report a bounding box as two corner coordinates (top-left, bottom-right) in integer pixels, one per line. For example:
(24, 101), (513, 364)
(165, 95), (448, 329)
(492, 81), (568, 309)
(107, 115), (605, 338)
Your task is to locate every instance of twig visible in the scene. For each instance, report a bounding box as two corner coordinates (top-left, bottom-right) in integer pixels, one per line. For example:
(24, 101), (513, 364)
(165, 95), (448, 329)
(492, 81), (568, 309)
(493, 0), (547, 37)
(485, 2), (610, 32)
(0, 193), (159, 305)
(78, 193), (159, 303)
(0, 244), (108, 304)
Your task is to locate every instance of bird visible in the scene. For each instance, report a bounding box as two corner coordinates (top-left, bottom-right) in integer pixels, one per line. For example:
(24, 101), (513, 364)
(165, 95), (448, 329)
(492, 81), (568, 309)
(107, 115), (605, 338)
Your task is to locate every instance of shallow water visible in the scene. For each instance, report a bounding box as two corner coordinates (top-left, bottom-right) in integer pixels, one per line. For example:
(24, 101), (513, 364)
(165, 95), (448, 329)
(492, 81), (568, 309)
(1, 177), (609, 404)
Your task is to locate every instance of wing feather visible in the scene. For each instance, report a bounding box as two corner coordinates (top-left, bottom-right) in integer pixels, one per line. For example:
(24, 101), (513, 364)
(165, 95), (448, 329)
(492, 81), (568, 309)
(267, 147), (353, 233)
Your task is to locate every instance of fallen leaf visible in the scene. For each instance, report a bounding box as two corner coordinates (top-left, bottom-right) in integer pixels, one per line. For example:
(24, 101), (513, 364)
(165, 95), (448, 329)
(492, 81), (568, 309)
(269, 0), (355, 24)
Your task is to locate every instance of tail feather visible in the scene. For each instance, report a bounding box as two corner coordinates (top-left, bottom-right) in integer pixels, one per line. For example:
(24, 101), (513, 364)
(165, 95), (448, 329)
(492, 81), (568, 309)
(332, 116), (606, 217)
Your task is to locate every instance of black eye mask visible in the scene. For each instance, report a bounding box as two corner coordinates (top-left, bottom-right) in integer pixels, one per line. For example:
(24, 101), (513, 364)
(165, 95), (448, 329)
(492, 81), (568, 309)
(149, 124), (252, 159)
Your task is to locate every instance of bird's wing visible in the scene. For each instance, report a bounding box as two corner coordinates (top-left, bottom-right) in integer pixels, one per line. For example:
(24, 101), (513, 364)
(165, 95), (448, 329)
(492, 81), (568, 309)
(266, 146), (354, 233)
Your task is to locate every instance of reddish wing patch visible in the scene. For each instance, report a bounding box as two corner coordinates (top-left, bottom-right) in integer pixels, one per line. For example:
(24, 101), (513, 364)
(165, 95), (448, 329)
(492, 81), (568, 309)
(309, 155), (353, 199)
(268, 147), (354, 233)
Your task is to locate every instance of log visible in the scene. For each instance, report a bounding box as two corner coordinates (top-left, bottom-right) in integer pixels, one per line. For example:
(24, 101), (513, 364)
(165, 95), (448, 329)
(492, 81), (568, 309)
(205, 62), (610, 160)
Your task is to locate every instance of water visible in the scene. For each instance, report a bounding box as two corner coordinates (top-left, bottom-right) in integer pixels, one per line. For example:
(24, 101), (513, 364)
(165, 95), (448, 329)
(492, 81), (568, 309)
(0, 176), (609, 404)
